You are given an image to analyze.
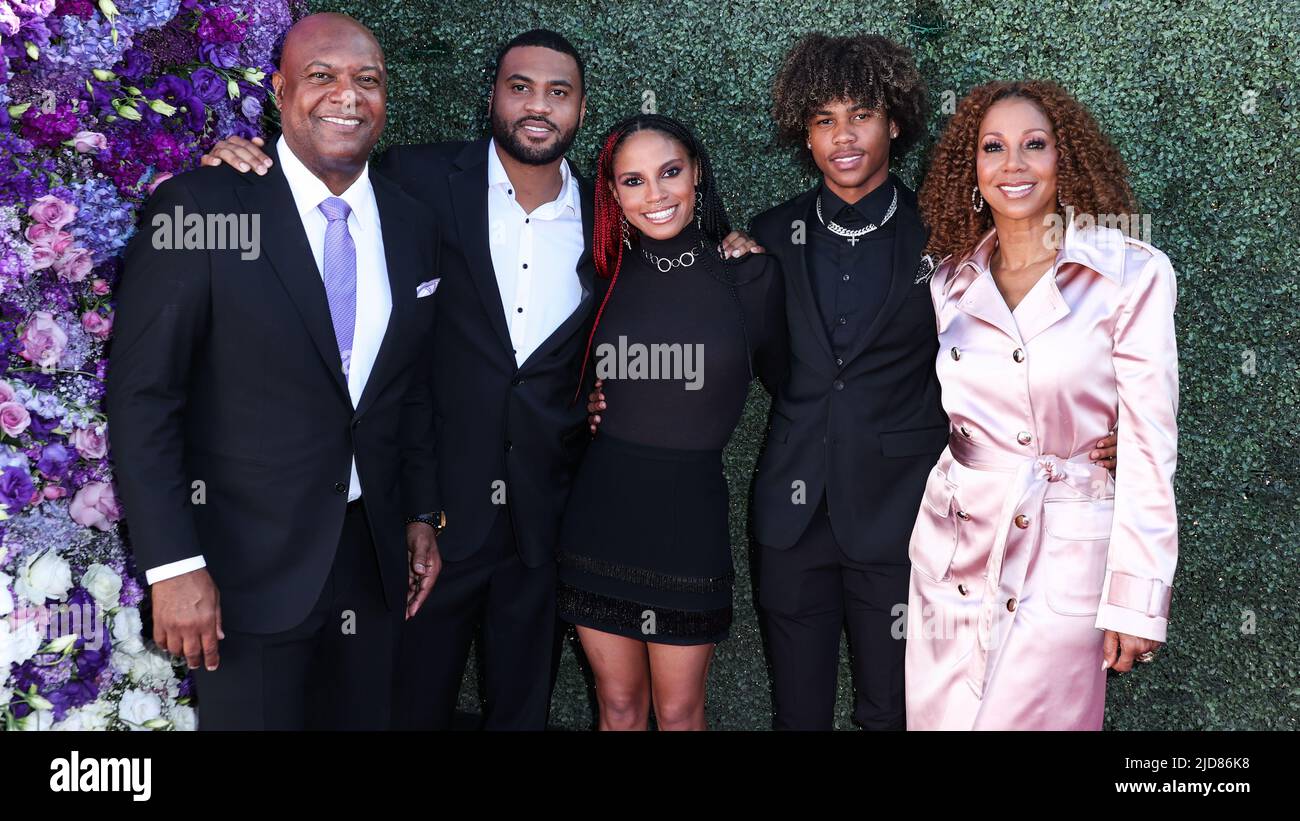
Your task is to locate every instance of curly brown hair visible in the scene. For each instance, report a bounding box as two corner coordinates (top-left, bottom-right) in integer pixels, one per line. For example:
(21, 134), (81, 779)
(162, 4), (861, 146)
(919, 80), (1138, 261)
(771, 33), (927, 172)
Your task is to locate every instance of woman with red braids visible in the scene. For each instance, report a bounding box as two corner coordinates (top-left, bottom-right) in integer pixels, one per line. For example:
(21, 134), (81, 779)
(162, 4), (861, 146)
(558, 114), (787, 730)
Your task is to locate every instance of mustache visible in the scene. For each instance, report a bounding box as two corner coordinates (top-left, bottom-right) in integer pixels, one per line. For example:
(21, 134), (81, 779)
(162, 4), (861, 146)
(514, 116), (558, 132)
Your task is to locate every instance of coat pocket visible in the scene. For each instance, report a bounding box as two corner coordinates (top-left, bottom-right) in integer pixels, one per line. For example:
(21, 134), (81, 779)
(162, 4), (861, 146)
(908, 467), (959, 583)
(1042, 498), (1114, 616)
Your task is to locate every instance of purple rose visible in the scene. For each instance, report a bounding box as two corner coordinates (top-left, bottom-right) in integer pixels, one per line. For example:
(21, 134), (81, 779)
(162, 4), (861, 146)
(198, 41), (240, 69)
(72, 130), (106, 153)
(240, 94), (262, 122)
(118, 46), (153, 81)
(69, 481), (122, 531)
(0, 400), (30, 436)
(0, 465), (36, 513)
(80, 309), (113, 339)
(19, 311), (68, 368)
(54, 247), (94, 282)
(28, 194), (77, 229)
(70, 425), (107, 460)
(189, 67), (226, 104)
(36, 442), (75, 480)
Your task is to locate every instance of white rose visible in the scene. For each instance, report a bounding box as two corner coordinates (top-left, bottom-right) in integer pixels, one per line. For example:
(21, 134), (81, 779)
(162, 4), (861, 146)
(14, 549), (72, 603)
(112, 607), (146, 655)
(130, 651), (174, 686)
(56, 700), (113, 732)
(117, 689), (164, 730)
(80, 563), (122, 609)
(0, 619), (41, 669)
(17, 709), (54, 731)
(169, 704), (197, 731)
(0, 570), (13, 615)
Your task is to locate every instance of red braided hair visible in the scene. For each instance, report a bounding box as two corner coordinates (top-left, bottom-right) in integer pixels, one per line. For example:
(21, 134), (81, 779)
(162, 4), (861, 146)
(572, 126), (634, 404)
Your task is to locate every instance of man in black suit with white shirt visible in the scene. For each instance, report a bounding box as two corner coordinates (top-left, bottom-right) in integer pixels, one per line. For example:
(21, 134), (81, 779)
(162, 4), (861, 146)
(107, 13), (440, 730)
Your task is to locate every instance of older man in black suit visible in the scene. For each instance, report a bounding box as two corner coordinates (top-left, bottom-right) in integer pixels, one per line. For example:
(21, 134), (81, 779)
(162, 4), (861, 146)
(107, 13), (440, 730)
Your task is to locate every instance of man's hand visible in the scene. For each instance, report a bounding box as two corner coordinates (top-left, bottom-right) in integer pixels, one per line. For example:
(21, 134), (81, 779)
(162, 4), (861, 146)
(1102, 629), (1160, 673)
(151, 568), (223, 671)
(587, 378), (605, 435)
(200, 135), (274, 175)
(1089, 426), (1118, 472)
(718, 229), (765, 259)
(406, 522), (442, 620)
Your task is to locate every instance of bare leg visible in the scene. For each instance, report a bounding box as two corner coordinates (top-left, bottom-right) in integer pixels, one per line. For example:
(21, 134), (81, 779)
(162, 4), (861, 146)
(646, 642), (715, 731)
(576, 626), (651, 731)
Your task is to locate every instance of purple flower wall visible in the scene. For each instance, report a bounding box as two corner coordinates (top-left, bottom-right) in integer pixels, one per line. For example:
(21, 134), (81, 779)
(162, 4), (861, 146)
(0, 0), (301, 730)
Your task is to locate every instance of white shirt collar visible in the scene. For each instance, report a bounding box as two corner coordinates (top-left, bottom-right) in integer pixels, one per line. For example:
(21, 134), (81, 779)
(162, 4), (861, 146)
(277, 134), (377, 233)
(486, 137), (579, 216)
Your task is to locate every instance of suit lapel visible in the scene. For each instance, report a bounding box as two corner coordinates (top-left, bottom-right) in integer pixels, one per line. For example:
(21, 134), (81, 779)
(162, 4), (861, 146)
(449, 139), (515, 361)
(355, 173), (418, 417)
(235, 146), (350, 402)
(780, 187), (835, 364)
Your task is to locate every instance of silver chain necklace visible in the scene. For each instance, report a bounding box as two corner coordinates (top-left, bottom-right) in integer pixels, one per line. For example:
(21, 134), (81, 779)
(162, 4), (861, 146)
(641, 241), (703, 273)
(815, 185), (898, 246)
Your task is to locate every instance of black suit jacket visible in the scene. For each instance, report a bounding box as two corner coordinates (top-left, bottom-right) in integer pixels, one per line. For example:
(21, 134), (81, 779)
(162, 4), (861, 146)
(375, 139), (598, 568)
(750, 177), (948, 562)
(106, 142), (440, 634)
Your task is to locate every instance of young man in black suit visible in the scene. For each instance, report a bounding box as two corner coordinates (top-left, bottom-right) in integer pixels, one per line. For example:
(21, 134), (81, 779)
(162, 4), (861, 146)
(748, 34), (1117, 729)
(107, 13), (441, 730)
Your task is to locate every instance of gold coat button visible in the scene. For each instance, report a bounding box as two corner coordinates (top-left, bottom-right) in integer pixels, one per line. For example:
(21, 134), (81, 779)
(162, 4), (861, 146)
(1007, 598), (1017, 612)
(958, 583), (969, 596)
(1014, 514), (1031, 529)
(1013, 348), (1025, 363)
(956, 509), (971, 521)
(1017, 431), (1033, 445)
(950, 347), (961, 361)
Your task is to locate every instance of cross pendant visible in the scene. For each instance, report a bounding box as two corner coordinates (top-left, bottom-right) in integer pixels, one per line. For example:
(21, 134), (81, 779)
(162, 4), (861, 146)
(846, 236), (858, 246)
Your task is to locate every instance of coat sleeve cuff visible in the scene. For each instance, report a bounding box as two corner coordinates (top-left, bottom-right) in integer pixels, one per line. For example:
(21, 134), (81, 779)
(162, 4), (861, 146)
(1094, 570), (1171, 642)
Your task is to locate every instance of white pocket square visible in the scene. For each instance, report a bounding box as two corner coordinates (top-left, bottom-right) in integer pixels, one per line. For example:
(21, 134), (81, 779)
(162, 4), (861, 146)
(416, 278), (440, 298)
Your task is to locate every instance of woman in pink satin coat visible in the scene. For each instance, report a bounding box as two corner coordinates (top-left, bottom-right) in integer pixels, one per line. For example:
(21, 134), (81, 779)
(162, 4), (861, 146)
(905, 81), (1179, 730)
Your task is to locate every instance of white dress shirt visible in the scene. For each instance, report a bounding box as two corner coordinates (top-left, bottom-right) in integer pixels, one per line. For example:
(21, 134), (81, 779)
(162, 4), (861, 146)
(486, 138), (585, 366)
(145, 136), (392, 585)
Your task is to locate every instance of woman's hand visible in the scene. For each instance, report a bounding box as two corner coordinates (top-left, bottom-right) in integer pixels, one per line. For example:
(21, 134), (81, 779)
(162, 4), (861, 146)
(718, 229), (765, 259)
(587, 378), (605, 435)
(1089, 426), (1118, 472)
(1102, 629), (1160, 672)
(200, 134), (274, 175)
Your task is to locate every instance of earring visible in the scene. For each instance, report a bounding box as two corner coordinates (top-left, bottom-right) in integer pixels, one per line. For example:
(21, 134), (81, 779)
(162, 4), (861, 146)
(1057, 189), (1066, 209)
(621, 215), (631, 249)
(695, 190), (703, 229)
(971, 185), (984, 213)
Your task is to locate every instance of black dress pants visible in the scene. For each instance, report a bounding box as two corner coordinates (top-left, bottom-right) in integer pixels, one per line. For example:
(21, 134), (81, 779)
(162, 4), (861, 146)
(194, 500), (401, 730)
(757, 496), (910, 730)
(392, 506), (558, 730)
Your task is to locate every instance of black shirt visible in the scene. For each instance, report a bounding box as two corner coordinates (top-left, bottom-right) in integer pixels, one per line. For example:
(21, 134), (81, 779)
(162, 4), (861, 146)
(592, 227), (787, 450)
(807, 176), (898, 364)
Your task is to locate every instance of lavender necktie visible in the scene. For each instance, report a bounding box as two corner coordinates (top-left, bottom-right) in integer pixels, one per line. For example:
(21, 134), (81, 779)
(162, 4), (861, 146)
(318, 196), (356, 377)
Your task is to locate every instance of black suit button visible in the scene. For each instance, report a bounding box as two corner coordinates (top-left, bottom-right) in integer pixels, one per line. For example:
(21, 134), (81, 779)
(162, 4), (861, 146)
(511, 377), (523, 387)
(504, 440), (513, 452)
(351, 419), (360, 428)
(833, 379), (845, 391)
(835, 357), (844, 367)
(333, 482), (347, 494)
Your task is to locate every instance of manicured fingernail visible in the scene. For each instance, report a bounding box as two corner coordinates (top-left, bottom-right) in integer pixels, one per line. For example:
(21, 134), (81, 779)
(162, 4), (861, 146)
(239, 163), (249, 171)
(1102, 659), (1111, 670)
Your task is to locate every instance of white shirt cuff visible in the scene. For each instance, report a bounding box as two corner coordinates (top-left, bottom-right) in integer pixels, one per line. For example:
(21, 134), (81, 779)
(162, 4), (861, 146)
(144, 555), (207, 585)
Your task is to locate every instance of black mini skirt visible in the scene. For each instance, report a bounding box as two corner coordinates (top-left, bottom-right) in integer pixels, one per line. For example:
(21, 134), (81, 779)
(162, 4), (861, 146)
(557, 433), (733, 645)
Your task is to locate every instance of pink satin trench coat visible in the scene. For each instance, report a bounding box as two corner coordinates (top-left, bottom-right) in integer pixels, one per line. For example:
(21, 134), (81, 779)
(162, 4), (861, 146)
(905, 220), (1179, 730)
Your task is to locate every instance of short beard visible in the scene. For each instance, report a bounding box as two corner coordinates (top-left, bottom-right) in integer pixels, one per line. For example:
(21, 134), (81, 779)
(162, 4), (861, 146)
(491, 109), (579, 165)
